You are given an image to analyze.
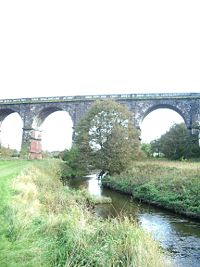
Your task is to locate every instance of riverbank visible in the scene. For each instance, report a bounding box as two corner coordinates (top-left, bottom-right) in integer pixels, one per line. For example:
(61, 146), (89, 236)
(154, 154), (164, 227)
(0, 159), (171, 267)
(102, 160), (200, 219)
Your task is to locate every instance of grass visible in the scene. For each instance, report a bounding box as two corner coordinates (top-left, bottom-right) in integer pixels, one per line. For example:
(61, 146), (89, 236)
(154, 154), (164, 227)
(0, 159), (171, 267)
(0, 161), (30, 258)
(0, 160), (30, 223)
(0, 160), (29, 205)
(102, 160), (200, 218)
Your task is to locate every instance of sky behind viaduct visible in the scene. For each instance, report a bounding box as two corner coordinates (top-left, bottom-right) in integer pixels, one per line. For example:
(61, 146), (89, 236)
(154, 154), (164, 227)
(0, 1), (199, 150)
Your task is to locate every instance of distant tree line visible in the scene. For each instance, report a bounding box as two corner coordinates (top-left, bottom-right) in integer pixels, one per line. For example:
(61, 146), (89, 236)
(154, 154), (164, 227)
(142, 123), (200, 160)
(0, 146), (19, 158)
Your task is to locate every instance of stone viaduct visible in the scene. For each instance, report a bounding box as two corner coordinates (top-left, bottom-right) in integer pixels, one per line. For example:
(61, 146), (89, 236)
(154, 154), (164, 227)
(0, 93), (200, 159)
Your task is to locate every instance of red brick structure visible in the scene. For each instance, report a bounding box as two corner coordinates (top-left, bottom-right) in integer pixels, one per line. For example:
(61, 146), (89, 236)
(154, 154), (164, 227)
(29, 130), (42, 159)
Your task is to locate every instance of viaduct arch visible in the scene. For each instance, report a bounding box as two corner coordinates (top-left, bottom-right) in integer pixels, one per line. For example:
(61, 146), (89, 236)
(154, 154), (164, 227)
(0, 93), (200, 159)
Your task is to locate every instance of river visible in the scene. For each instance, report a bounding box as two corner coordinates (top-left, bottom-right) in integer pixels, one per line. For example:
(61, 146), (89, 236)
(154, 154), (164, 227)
(68, 174), (200, 267)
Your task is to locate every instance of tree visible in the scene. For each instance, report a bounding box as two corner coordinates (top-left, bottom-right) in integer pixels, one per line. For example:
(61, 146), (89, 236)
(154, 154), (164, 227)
(141, 143), (153, 157)
(74, 100), (141, 175)
(158, 123), (200, 160)
(150, 139), (163, 157)
(62, 145), (88, 178)
(0, 146), (19, 158)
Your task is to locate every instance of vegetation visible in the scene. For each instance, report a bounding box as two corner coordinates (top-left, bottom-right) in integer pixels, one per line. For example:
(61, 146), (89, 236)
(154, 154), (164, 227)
(0, 160), (29, 215)
(141, 143), (153, 157)
(102, 160), (200, 218)
(0, 160), (30, 259)
(0, 159), (170, 267)
(61, 145), (88, 178)
(145, 123), (200, 160)
(74, 99), (141, 176)
(0, 146), (19, 159)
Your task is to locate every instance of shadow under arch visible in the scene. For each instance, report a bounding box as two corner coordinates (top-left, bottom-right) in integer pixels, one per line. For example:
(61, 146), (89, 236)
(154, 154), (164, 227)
(31, 106), (73, 157)
(0, 107), (21, 123)
(32, 106), (64, 129)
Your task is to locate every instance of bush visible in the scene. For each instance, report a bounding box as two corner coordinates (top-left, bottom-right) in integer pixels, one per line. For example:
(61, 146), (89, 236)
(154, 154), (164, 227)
(62, 145), (88, 178)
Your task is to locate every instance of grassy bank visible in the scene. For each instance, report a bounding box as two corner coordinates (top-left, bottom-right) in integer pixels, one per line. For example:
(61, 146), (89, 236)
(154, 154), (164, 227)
(0, 159), (171, 267)
(0, 160), (30, 251)
(0, 160), (29, 210)
(102, 160), (200, 219)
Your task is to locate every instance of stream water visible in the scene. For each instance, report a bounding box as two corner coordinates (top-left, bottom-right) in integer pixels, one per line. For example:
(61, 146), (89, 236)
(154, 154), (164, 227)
(68, 174), (200, 267)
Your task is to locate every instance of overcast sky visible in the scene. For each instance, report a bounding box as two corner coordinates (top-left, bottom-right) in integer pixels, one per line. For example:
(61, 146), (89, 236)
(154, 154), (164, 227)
(0, 1), (199, 150)
(1, 0), (200, 99)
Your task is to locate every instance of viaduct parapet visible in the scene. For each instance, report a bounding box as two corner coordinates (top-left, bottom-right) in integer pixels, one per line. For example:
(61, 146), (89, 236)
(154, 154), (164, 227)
(0, 93), (200, 159)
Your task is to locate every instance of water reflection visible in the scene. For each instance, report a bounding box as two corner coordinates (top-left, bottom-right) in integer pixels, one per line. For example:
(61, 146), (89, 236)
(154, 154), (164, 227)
(87, 175), (102, 197)
(139, 214), (174, 247)
(68, 175), (200, 267)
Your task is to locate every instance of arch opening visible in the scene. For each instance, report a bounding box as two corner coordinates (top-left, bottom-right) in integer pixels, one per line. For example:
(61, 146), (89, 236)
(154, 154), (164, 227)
(0, 112), (23, 151)
(140, 107), (184, 143)
(141, 104), (186, 125)
(40, 110), (73, 152)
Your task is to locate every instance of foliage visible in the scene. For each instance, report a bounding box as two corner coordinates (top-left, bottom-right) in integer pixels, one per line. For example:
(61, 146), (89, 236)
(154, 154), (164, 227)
(0, 159), (170, 267)
(141, 143), (153, 157)
(61, 145), (88, 178)
(149, 139), (164, 157)
(102, 160), (200, 217)
(0, 160), (30, 261)
(158, 123), (200, 160)
(0, 146), (19, 159)
(42, 150), (62, 159)
(75, 100), (141, 175)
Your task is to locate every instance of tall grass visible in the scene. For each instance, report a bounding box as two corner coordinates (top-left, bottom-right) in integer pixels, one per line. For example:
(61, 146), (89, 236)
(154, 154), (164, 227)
(0, 160), (30, 254)
(0, 159), (171, 267)
(103, 160), (200, 218)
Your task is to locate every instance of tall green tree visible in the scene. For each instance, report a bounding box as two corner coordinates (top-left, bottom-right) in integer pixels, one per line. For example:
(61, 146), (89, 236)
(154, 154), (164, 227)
(158, 123), (200, 160)
(74, 100), (141, 175)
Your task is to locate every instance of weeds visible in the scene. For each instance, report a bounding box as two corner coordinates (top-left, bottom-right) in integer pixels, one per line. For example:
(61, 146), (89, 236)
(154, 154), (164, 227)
(103, 160), (200, 217)
(0, 159), (171, 267)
